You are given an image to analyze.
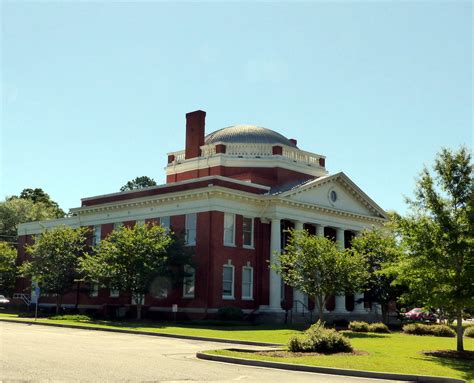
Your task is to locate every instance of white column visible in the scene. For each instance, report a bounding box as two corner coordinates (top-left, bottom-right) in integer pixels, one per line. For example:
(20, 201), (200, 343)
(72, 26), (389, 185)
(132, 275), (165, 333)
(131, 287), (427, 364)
(269, 218), (282, 310)
(293, 220), (305, 312)
(336, 227), (345, 249)
(353, 292), (366, 313)
(316, 224), (325, 237)
(333, 295), (348, 313)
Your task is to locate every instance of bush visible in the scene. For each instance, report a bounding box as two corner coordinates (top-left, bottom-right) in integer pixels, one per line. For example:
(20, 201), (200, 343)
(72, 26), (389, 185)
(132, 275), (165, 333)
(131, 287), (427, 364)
(403, 323), (455, 337)
(348, 321), (370, 332)
(464, 326), (474, 338)
(217, 306), (243, 321)
(369, 322), (390, 333)
(288, 321), (353, 354)
(49, 314), (91, 322)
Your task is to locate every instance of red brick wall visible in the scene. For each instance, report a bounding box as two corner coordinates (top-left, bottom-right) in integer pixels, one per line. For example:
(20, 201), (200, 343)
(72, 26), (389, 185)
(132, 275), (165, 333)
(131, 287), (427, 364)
(167, 166), (315, 187)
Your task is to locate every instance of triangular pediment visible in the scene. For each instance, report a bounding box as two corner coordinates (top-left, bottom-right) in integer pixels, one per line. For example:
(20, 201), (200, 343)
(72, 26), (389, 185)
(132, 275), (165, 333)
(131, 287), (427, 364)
(279, 172), (387, 219)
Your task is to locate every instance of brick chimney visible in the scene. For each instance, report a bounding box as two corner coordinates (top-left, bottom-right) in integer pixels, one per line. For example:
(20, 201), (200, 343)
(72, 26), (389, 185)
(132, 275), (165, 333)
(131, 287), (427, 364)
(185, 110), (206, 160)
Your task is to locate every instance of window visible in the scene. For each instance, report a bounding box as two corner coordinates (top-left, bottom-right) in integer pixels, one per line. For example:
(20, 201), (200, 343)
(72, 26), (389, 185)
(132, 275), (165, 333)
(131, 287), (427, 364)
(183, 265), (195, 298)
(92, 225), (101, 246)
(150, 276), (170, 299)
(242, 266), (253, 300)
(185, 213), (197, 246)
(110, 288), (119, 298)
(222, 264), (234, 299)
(113, 222), (123, 230)
(223, 213), (235, 246)
(242, 217), (254, 248)
(135, 219), (145, 226)
(160, 216), (170, 230)
(90, 284), (99, 298)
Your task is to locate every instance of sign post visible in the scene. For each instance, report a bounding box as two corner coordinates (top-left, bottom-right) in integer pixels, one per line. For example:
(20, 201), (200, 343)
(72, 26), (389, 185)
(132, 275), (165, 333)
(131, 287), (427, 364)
(172, 304), (178, 322)
(32, 283), (40, 321)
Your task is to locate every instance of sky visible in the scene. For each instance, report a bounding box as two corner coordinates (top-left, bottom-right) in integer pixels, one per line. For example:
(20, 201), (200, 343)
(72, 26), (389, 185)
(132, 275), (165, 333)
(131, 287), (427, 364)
(1, 1), (472, 215)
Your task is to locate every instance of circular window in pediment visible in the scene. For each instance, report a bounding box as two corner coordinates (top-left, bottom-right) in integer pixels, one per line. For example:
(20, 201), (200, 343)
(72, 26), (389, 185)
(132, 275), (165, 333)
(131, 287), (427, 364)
(329, 190), (338, 203)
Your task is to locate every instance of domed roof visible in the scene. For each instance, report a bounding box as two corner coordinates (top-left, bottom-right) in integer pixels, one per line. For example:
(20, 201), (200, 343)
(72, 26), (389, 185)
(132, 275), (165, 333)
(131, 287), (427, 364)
(205, 125), (297, 148)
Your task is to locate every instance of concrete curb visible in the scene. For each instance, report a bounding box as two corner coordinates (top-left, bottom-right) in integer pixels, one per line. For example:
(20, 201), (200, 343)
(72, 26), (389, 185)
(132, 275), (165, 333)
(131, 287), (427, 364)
(0, 318), (280, 347)
(196, 350), (466, 383)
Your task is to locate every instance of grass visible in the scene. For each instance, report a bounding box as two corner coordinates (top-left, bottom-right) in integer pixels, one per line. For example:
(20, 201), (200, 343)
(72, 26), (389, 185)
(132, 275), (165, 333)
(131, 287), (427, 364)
(1, 312), (472, 381)
(207, 332), (474, 382)
(0, 312), (301, 344)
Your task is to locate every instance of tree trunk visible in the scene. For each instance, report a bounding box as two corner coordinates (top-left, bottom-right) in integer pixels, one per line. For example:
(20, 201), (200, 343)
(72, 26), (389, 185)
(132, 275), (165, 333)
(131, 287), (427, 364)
(317, 295), (324, 322)
(136, 303), (142, 320)
(456, 306), (464, 352)
(381, 304), (388, 324)
(56, 295), (61, 315)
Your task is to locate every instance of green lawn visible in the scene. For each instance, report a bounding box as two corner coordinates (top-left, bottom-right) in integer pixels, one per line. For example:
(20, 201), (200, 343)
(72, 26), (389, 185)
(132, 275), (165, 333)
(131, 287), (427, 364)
(0, 312), (300, 344)
(1, 313), (472, 381)
(207, 332), (474, 382)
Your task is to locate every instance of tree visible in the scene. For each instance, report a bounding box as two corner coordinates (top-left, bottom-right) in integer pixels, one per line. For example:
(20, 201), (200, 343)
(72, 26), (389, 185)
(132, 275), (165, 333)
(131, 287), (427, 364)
(120, 176), (157, 192)
(80, 223), (191, 320)
(20, 225), (89, 314)
(10, 188), (65, 218)
(0, 198), (60, 244)
(392, 146), (473, 352)
(274, 229), (368, 321)
(0, 241), (18, 297)
(350, 226), (403, 323)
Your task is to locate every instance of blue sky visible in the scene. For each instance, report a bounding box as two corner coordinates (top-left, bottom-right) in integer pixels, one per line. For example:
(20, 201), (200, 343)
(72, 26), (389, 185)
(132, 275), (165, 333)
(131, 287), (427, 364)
(1, 1), (472, 214)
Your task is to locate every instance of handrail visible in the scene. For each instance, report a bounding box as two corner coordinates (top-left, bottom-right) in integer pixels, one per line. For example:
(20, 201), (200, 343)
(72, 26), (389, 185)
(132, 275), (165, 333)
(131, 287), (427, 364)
(293, 299), (313, 323)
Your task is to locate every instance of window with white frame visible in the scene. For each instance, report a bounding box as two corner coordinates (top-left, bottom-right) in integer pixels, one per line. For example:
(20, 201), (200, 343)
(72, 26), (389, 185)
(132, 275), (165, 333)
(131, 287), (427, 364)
(242, 217), (254, 248)
(183, 265), (195, 298)
(92, 225), (101, 246)
(90, 283), (99, 298)
(222, 264), (234, 299)
(223, 213), (235, 246)
(110, 288), (119, 298)
(242, 266), (253, 300)
(185, 213), (197, 246)
(160, 216), (170, 230)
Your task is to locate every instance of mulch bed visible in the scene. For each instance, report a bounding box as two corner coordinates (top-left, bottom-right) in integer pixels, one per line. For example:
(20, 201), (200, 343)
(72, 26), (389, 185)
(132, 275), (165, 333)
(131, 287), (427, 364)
(255, 350), (368, 358)
(422, 350), (474, 360)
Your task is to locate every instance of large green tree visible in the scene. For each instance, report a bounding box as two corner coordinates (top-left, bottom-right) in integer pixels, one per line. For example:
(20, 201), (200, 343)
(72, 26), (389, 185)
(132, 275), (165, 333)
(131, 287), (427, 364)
(20, 225), (89, 314)
(392, 146), (473, 351)
(120, 176), (157, 192)
(0, 198), (60, 244)
(274, 229), (368, 321)
(80, 223), (191, 319)
(350, 226), (403, 323)
(0, 241), (18, 297)
(10, 188), (65, 218)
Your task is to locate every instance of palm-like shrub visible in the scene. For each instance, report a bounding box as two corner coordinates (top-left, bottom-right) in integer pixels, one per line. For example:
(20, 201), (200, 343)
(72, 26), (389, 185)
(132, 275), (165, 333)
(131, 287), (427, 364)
(348, 321), (370, 332)
(369, 322), (390, 333)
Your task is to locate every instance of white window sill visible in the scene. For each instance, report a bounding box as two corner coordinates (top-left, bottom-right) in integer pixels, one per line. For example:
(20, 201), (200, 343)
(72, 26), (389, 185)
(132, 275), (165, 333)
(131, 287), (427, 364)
(223, 243), (236, 248)
(185, 243), (196, 247)
(242, 297), (254, 301)
(243, 245), (254, 250)
(182, 295), (195, 299)
(222, 296), (235, 300)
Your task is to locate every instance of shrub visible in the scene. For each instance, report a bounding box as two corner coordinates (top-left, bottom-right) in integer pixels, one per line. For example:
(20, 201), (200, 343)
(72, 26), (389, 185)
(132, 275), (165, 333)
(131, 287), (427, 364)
(403, 323), (455, 337)
(288, 321), (353, 354)
(217, 306), (243, 321)
(369, 322), (390, 333)
(464, 326), (474, 338)
(49, 314), (91, 322)
(348, 321), (370, 332)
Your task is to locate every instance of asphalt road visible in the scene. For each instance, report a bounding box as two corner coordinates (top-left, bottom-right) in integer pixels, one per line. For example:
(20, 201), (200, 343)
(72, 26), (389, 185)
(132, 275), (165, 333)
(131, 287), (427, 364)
(0, 321), (403, 382)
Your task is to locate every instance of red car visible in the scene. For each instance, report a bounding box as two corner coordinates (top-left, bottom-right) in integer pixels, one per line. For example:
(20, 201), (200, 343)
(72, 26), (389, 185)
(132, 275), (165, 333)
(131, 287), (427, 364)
(404, 308), (437, 322)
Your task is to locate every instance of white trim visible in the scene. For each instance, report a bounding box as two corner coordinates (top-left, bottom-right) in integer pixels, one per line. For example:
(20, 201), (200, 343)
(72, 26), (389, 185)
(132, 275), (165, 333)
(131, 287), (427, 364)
(242, 265), (253, 300)
(185, 213), (197, 246)
(242, 216), (254, 248)
(223, 213), (236, 246)
(222, 264), (235, 299)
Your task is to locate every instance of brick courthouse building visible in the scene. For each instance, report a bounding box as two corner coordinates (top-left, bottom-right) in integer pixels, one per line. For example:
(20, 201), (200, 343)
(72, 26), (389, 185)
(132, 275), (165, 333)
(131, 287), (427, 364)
(15, 110), (387, 321)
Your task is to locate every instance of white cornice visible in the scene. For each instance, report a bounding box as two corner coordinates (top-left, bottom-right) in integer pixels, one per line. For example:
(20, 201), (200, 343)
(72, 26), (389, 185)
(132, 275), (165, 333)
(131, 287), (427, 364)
(165, 155), (328, 178)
